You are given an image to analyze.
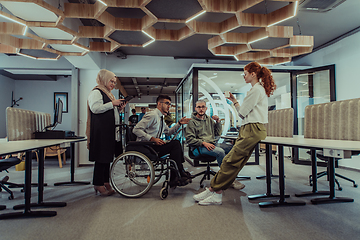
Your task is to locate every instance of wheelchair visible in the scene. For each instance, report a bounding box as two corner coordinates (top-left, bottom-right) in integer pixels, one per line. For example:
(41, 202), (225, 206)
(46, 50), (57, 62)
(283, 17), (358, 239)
(110, 124), (182, 199)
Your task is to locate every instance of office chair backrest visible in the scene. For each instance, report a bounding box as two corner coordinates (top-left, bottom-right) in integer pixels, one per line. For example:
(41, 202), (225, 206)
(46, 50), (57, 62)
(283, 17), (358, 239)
(304, 98), (360, 141)
(0, 157), (21, 172)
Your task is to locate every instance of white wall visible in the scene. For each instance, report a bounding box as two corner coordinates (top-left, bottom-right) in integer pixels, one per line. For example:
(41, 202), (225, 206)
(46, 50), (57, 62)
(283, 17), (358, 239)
(293, 30), (360, 101)
(14, 77), (72, 131)
(293, 30), (360, 169)
(0, 75), (15, 138)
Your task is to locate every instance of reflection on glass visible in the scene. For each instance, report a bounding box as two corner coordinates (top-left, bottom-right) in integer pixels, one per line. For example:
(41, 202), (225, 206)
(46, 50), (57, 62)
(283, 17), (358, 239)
(296, 70), (331, 160)
(183, 73), (193, 118)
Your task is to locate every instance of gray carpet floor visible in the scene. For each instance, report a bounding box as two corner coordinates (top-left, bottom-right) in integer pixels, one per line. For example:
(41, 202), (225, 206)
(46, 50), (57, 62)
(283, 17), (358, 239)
(1, 154), (360, 240)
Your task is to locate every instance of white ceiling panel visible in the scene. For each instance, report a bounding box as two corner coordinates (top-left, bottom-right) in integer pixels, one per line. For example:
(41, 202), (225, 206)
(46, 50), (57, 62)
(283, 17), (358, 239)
(50, 44), (85, 53)
(1, 2), (58, 22)
(30, 27), (73, 40)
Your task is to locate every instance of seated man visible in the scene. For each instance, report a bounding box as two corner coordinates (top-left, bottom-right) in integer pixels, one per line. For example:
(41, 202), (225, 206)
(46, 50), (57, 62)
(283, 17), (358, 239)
(185, 100), (244, 190)
(138, 107), (147, 122)
(128, 109), (138, 126)
(133, 94), (191, 187)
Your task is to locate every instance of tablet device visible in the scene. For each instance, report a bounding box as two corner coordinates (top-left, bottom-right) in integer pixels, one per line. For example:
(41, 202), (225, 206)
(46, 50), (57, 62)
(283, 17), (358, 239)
(122, 95), (133, 102)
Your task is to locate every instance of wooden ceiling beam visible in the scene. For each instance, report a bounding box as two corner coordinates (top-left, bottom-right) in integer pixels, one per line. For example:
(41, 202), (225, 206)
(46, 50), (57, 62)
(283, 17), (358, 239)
(267, 2), (297, 27)
(154, 29), (178, 41)
(237, 0), (263, 12)
(90, 42), (112, 52)
(94, 1), (108, 19)
(115, 18), (142, 31)
(46, 40), (72, 45)
(106, 0), (143, 8)
(210, 46), (235, 55)
(79, 26), (105, 38)
(64, 3), (95, 18)
(222, 32), (247, 44)
(290, 35), (314, 47)
(187, 21), (220, 34)
(271, 47), (313, 58)
(0, 22), (25, 35)
(235, 51), (271, 61)
(257, 57), (291, 65)
(97, 11), (116, 29)
(0, 43), (17, 53)
(208, 35), (225, 49)
(267, 26), (293, 38)
(141, 10), (158, 30)
(199, 0), (262, 13)
(0, 35), (43, 49)
(178, 27), (195, 41)
(220, 15), (239, 33)
(236, 12), (267, 27)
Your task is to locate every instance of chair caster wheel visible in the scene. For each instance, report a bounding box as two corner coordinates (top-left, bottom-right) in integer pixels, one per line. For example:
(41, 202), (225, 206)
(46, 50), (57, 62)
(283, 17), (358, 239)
(354, 184), (358, 188)
(200, 184), (204, 188)
(338, 187), (343, 191)
(8, 195), (14, 200)
(160, 188), (168, 200)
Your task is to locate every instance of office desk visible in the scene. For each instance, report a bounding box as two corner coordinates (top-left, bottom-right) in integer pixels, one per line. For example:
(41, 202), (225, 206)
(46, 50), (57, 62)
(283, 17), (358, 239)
(258, 136), (360, 207)
(222, 135), (360, 207)
(0, 138), (87, 219)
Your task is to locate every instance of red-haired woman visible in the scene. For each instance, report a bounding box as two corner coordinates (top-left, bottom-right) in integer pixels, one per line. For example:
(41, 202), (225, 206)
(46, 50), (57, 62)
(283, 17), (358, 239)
(193, 62), (276, 205)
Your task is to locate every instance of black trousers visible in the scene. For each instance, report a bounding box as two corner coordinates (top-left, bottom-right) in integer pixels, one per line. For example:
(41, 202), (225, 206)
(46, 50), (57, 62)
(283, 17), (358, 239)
(151, 140), (185, 175)
(93, 162), (110, 186)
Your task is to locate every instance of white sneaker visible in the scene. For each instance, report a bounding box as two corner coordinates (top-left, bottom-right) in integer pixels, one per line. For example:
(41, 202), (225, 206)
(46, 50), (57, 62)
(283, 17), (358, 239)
(231, 180), (245, 190)
(198, 192), (222, 206)
(193, 187), (212, 202)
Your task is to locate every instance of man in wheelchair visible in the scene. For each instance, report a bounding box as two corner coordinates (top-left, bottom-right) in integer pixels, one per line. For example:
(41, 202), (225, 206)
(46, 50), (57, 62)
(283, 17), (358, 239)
(133, 94), (192, 188)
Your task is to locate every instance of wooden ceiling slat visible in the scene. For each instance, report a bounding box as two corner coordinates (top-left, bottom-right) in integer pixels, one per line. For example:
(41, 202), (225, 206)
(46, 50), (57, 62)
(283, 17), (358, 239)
(0, 0), (313, 64)
(267, 2), (296, 26)
(79, 26), (105, 38)
(0, 43), (17, 53)
(97, 11), (116, 29)
(115, 18), (142, 31)
(90, 42), (111, 52)
(0, 22), (25, 35)
(64, 3), (95, 18)
(237, 12), (267, 27)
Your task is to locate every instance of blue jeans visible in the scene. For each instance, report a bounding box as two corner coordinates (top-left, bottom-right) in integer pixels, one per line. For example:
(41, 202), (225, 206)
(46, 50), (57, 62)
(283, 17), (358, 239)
(192, 143), (233, 167)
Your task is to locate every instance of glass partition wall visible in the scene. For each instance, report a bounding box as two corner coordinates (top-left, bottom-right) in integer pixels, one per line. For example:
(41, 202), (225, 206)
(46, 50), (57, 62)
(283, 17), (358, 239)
(176, 66), (293, 165)
(292, 65), (336, 164)
(176, 64), (335, 165)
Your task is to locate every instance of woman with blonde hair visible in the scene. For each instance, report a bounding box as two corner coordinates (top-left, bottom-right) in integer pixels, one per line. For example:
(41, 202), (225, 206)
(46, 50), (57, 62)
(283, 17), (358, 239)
(86, 69), (127, 196)
(193, 62), (276, 205)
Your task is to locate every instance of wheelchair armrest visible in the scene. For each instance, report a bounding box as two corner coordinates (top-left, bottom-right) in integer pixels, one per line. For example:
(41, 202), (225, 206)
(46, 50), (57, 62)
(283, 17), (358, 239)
(127, 141), (155, 146)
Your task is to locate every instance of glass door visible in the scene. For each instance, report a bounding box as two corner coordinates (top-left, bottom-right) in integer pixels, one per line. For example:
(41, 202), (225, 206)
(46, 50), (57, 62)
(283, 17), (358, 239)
(292, 65), (335, 164)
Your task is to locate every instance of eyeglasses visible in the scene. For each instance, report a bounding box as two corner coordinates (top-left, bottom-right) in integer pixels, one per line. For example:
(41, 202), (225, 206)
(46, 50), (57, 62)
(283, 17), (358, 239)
(161, 102), (172, 106)
(196, 106), (206, 109)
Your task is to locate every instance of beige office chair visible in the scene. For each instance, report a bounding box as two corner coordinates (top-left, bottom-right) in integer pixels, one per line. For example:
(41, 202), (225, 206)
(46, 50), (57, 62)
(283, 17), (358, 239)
(44, 146), (67, 168)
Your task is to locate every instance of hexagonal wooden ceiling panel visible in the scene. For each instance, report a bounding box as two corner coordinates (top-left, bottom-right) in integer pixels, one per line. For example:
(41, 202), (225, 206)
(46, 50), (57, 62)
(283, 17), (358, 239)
(0, 0), (313, 64)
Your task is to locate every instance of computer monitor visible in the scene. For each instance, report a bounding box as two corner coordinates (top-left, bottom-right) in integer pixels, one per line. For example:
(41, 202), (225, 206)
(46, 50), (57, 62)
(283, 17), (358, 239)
(45, 98), (63, 130)
(55, 98), (63, 125)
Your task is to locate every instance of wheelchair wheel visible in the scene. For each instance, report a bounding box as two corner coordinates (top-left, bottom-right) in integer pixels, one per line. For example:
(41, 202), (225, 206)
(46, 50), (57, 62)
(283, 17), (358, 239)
(152, 160), (166, 185)
(160, 187), (168, 200)
(110, 151), (155, 198)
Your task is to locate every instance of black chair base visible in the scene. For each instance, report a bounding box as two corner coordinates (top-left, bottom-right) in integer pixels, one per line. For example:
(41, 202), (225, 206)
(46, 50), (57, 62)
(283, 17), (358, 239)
(0, 205), (6, 210)
(192, 167), (216, 188)
(310, 171), (358, 191)
(237, 175), (251, 180)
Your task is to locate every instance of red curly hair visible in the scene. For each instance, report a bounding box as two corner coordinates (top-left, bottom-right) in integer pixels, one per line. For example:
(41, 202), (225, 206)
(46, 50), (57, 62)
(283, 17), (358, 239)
(244, 62), (276, 97)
